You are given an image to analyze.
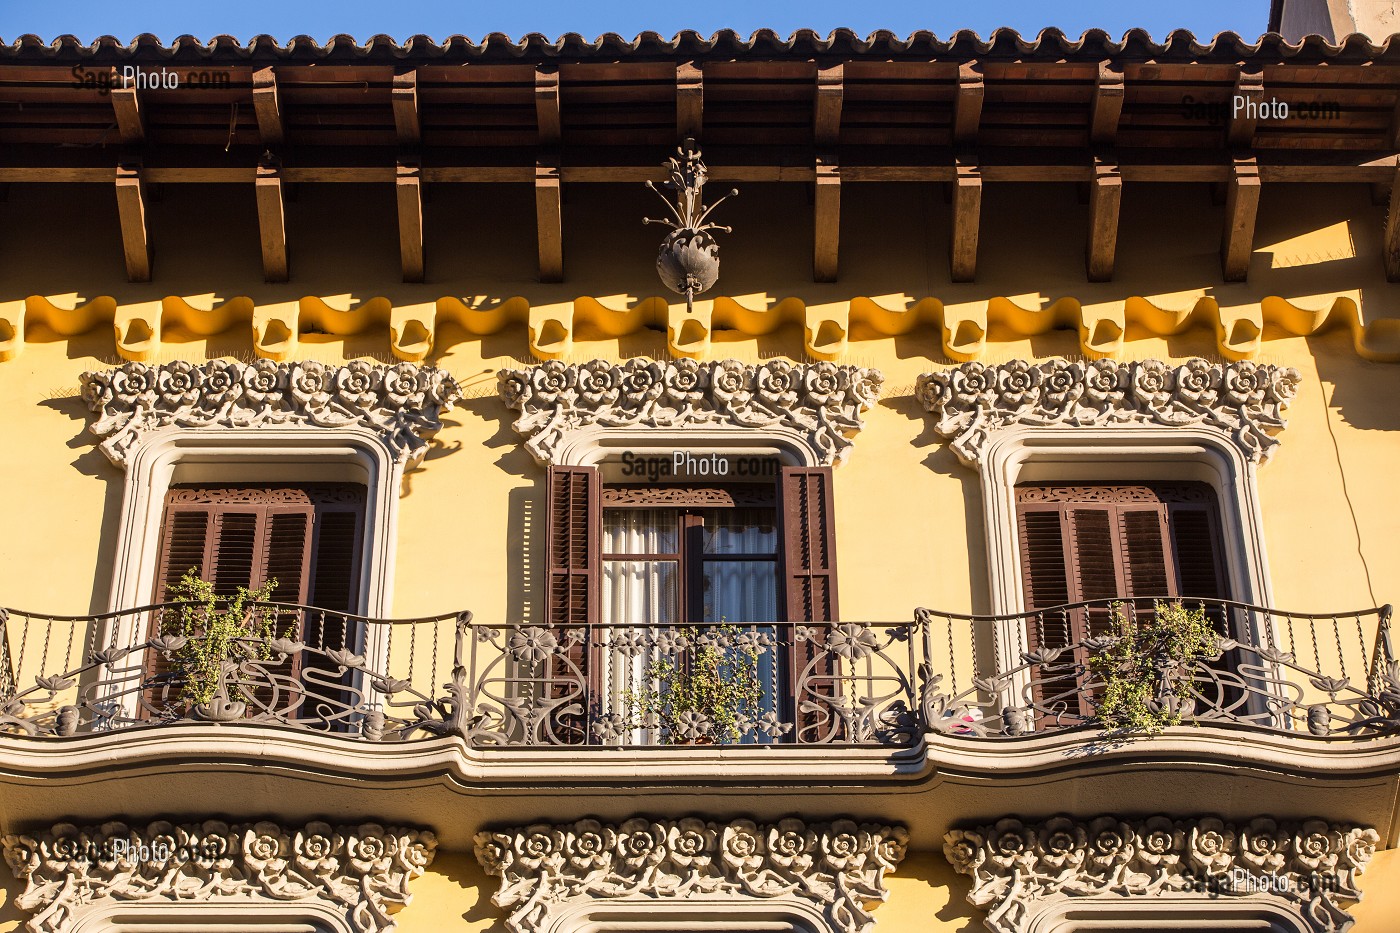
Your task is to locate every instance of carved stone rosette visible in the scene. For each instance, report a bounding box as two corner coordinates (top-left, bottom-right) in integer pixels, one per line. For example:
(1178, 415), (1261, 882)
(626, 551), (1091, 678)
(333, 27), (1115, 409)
(474, 817), (908, 933)
(914, 358), (1301, 466)
(943, 815), (1377, 933)
(80, 360), (461, 468)
(497, 359), (883, 466)
(1, 819), (437, 933)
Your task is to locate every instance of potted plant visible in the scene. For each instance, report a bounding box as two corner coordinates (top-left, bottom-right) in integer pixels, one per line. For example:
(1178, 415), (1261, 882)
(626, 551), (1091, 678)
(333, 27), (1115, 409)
(622, 623), (767, 745)
(154, 570), (289, 720)
(1089, 600), (1221, 735)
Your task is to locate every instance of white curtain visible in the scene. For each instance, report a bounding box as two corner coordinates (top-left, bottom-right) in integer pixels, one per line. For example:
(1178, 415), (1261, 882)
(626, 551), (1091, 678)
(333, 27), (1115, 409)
(602, 511), (676, 741)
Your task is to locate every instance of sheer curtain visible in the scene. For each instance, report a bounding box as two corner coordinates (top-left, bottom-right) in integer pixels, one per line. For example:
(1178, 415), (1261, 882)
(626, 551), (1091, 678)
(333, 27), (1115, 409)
(602, 510), (676, 742)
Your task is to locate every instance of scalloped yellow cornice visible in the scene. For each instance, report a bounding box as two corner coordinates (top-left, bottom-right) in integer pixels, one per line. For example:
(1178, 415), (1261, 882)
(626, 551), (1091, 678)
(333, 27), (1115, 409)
(1, 292), (1397, 364)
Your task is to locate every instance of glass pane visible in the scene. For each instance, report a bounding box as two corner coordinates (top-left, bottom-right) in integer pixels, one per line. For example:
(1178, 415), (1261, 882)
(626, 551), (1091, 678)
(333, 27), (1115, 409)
(701, 559), (780, 743)
(701, 508), (777, 555)
(702, 559), (777, 625)
(603, 509), (677, 556)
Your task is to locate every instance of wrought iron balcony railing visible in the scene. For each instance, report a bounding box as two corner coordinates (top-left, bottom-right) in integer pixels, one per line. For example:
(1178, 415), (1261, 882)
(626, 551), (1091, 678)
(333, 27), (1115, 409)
(0, 598), (1394, 745)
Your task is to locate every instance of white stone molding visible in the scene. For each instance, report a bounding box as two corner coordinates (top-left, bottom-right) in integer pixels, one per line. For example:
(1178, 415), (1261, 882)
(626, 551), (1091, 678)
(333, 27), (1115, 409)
(498, 359), (883, 466)
(1, 819), (438, 933)
(473, 817), (908, 933)
(81, 360), (461, 469)
(943, 815), (1377, 933)
(914, 358), (1301, 467)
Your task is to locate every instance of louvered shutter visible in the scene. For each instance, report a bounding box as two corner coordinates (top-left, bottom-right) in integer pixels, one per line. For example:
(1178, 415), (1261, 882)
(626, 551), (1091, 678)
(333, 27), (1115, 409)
(781, 467), (839, 622)
(1016, 483), (1231, 724)
(780, 466), (840, 741)
(544, 465), (599, 744)
(147, 486), (364, 721)
(1167, 503), (1230, 639)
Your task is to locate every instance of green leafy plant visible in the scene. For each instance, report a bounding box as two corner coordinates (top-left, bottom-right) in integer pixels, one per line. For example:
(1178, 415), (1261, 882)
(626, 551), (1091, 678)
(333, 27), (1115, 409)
(622, 624), (766, 744)
(161, 569), (285, 707)
(1089, 600), (1220, 735)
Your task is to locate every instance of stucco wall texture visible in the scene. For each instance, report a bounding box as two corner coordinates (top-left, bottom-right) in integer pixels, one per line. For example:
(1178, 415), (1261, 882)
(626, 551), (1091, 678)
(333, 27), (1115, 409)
(0, 178), (1396, 930)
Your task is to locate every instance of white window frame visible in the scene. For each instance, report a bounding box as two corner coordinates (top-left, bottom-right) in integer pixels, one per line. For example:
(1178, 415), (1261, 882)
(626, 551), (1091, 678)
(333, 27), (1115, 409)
(978, 425), (1276, 693)
(100, 425), (405, 711)
(1018, 895), (1312, 932)
(66, 900), (351, 933)
(534, 899), (830, 933)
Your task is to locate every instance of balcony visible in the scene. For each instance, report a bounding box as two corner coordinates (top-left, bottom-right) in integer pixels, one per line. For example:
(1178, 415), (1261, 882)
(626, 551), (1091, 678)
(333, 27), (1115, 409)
(0, 597), (1394, 746)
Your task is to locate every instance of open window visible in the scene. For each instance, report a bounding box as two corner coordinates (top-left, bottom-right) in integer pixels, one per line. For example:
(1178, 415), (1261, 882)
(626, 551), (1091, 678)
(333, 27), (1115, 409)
(1015, 482), (1231, 720)
(541, 461), (839, 744)
(145, 484), (366, 723)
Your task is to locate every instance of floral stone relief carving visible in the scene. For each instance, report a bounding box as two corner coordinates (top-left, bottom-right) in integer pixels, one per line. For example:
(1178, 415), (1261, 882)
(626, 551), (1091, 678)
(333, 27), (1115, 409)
(497, 359), (884, 466)
(474, 817), (908, 933)
(943, 815), (1377, 933)
(80, 360), (462, 468)
(1, 819), (437, 933)
(914, 358), (1301, 467)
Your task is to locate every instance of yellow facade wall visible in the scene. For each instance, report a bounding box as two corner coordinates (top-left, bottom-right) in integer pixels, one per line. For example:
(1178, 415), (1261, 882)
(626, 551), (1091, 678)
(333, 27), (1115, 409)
(0, 181), (1394, 622)
(0, 178), (1397, 932)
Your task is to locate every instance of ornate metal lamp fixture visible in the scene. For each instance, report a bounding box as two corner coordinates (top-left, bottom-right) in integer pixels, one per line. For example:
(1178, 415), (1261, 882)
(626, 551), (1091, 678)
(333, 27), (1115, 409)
(644, 138), (738, 313)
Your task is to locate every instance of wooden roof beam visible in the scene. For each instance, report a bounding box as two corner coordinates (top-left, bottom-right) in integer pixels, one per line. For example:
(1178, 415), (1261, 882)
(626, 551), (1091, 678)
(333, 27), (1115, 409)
(109, 69), (144, 145)
(951, 154), (982, 282)
(1221, 153), (1260, 282)
(392, 70), (421, 146)
(255, 155), (288, 282)
(677, 62), (703, 142)
(814, 154), (840, 282)
(536, 157), (563, 283)
(253, 67), (284, 148)
(814, 62), (843, 149)
(115, 162), (150, 282)
(1086, 153), (1121, 282)
(953, 63), (984, 145)
(536, 65), (561, 147)
(1090, 64), (1124, 145)
(1228, 70), (1264, 148)
(1383, 160), (1400, 281)
(536, 64), (563, 282)
(397, 158), (424, 283)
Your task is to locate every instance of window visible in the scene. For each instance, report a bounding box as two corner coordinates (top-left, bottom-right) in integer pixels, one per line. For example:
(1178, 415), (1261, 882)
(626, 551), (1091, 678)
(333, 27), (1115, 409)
(146, 484), (367, 722)
(1015, 482), (1230, 719)
(542, 463), (839, 744)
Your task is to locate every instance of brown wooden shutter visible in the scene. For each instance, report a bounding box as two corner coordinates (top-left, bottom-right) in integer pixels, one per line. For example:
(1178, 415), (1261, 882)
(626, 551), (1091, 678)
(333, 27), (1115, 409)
(147, 485), (365, 721)
(1015, 483), (1232, 723)
(1015, 508), (1072, 656)
(544, 465), (599, 744)
(780, 466), (839, 623)
(1168, 506), (1227, 600)
(780, 466), (839, 742)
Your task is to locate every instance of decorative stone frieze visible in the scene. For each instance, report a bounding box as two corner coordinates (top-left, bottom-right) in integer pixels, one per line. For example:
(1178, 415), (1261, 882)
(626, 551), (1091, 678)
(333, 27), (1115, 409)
(915, 358), (1300, 466)
(943, 815), (1377, 933)
(80, 360), (461, 468)
(497, 359), (883, 465)
(474, 817), (908, 933)
(2, 819), (437, 933)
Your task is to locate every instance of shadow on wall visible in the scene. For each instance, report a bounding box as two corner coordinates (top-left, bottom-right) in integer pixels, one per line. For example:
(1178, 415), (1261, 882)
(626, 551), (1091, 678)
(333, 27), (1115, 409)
(881, 850), (980, 933)
(453, 391), (539, 626)
(398, 849), (509, 933)
(1309, 328), (1400, 433)
(0, 880), (28, 933)
(880, 392), (991, 617)
(37, 393), (124, 615)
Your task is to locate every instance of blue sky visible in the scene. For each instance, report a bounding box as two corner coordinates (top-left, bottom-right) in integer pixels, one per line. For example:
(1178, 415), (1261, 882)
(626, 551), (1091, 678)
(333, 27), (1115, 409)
(0, 0), (1271, 44)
